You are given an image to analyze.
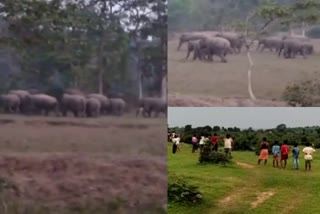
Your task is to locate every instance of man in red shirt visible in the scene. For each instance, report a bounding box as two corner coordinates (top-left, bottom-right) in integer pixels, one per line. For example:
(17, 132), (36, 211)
(211, 133), (219, 152)
(280, 140), (290, 169)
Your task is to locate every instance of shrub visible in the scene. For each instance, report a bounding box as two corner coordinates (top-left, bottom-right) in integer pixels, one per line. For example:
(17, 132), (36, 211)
(199, 143), (232, 165)
(168, 176), (203, 205)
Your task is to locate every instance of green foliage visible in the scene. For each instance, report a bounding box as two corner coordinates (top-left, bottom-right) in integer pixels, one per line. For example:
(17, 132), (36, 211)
(283, 79), (320, 107)
(0, 0), (167, 95)
(168, 175), (203, 205)
(199, 143), (232, 165)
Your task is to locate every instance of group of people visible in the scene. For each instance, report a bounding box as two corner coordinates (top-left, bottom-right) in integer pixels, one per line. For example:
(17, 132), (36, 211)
(258, 138), (316, 171)
(170, 132), (234, 158)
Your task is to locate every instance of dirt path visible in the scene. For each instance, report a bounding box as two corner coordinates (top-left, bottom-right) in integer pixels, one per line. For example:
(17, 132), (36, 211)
(236, 162), (255, 169)
(251, 191), (275, 208)
(168, 94), (289, 107)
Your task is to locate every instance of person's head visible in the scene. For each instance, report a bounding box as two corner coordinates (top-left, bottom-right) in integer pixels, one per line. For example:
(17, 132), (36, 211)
(306, 142), (310, 147)
(274, 140), (279, 145)
(263, 137), (267, 141)
(284, 140), (288, 145)
(293, 143), (298, 147)
(226, 134), (231, 139)
(214, 133), (217, 136)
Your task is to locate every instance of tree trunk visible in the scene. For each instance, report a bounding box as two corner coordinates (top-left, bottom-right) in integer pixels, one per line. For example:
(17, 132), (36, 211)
(97, 42), (104, 94)
(301, 22), (306, 36)
(138, 72), (143, 99)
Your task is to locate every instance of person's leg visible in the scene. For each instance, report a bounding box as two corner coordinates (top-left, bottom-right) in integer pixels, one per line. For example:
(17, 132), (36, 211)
(309, 160), (312, 171)
(284, 159), (287, 169)
(305, 160), (308, 171)
(273, 157), (275, 167)
(264, 159), (267, 165)
(258, 159), (261, 165)
(297, 158), (299, 169)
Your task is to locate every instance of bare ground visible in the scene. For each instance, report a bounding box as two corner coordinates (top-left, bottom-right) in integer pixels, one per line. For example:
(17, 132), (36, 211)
(0, 114), (167, 213)
(250, 191), (275, 208)
(168, 38), (320, 107)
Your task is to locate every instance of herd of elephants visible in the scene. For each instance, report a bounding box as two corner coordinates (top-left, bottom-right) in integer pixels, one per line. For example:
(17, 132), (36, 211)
(0, 89), (167, 118)
(178, 31), (315, 62)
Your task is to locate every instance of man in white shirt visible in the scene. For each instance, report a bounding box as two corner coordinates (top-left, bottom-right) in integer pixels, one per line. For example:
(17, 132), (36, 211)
(302, 142), (316, 171)
(224, 134), (233, 158)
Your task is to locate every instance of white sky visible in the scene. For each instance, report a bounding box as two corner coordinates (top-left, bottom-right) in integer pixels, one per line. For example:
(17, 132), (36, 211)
(168, 107), (320, 129)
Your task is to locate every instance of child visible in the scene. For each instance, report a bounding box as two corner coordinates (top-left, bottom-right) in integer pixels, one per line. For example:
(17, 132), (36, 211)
(280, 140), (289, 169)
(272, 141), (280, 168)
(211, 133), (219, 152)
(191, 135), (198, 153)
(292, 143), (300, 170)
(258, 137), (269, 165)
(302, 142), (316, 171)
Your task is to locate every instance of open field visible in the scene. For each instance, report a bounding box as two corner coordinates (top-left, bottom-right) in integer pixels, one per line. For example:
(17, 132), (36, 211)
(168, 38), (320, 107)
(168, 143), (320, 214)
(0, 114), (167, 213)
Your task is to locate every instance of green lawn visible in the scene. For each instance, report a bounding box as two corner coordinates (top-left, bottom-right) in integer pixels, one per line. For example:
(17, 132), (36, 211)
(168, 143), (320, 214)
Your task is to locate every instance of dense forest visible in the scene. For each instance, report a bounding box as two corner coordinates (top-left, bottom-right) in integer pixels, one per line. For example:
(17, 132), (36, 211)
(169, 0), (320, 37)
(0, 0), (167, 101)
(168, 124), (320, 152)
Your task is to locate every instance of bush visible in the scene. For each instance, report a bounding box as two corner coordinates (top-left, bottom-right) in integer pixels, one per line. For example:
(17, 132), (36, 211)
(168, 176), (203, 205)
(199, 144), (232, 165)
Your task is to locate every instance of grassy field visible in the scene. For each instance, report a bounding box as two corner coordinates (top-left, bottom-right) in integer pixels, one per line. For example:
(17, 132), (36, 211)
(168, 143), (320, 214)
(0, 114), (167, 213)
(168, 38), (320, 106)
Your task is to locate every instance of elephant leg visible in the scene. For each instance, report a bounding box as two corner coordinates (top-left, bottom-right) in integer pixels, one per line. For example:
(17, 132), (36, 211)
(177, 40), (183, 51)
(73, 110), (78, 118)
(62, 110), (67, 117)
(186, 50), (191, 59)
(219, 54), (227, 63)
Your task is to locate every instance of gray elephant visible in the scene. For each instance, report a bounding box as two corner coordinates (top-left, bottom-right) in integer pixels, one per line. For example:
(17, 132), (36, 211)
(177, 33), (206, 51)
(86, 97), (101, 117)
(8, 90), (31, 114)
(215, 32), (246, 53)
(185, 41), (209, 60)
(136, 97), (167, 118)
(256, 37), (282, 52)
(27, 94), (58, 116)
(60, 94), (86, 117)
(0, 94), (20, 113)
(109, 98), (126, 116)
(278, 39), (308, 59)
(86, 93), (110, 114)
(199, 37), (233, 63)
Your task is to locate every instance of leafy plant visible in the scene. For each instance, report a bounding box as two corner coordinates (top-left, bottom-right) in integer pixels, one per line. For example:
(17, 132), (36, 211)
(199, 143), (232, 165)
(168, 175), (203, 205)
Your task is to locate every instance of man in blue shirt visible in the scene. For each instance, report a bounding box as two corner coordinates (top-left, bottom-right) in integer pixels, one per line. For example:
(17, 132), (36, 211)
(292, 143), (300, 170)
(272, 141), (280, 168)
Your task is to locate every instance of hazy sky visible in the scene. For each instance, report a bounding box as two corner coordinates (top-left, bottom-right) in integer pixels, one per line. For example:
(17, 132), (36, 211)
(168, 108), (320, 129)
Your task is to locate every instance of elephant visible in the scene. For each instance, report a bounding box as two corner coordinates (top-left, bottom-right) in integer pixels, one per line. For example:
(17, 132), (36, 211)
(199, 37), (233, 63)
(185, 41), (209, 60)
(8, 90), (31, 114)
(215, 32), (246, 53)
(60, 94), (86, 117)
(64, 88), (84, 95)
(177, 33), (207, 51)
(0, 94), (20, 113)
(27, 94), (58, 116)
(109, 98), (126, 116)
(136, 97), (167, 118)
(86, 93), (110, 114)
(256, 37), (282, 52)
(278, 39), (308, 59)
(86, 97), (101, 117)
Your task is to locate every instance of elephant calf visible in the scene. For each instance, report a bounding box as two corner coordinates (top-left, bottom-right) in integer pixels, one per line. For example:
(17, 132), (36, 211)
(0, 94), (20, 113)
(86, 93), (110, 115)
(199, 37), (232, 63)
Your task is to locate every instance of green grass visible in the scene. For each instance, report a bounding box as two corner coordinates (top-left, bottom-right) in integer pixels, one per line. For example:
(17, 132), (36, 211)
(168, 143), (320, 214)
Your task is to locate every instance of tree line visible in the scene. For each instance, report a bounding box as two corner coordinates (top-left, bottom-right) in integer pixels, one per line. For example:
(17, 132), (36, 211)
(0, 0), (167, 100)
(168, 124), (320, 152)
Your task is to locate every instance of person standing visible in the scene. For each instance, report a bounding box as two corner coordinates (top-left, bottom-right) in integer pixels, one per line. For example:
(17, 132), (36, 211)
(292, 143), (300, 170)
(272, 141), (280, 168)
(191, 135), (198, 153)
(172, 135), (181, 154)
(211, 133), (219, 152)
(224, 134), (233, 158)
(199, 136), (205, 152)
(280, 140), (290, 169)
(302, 142), (316, 171)
(258, 137), (269, 165)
